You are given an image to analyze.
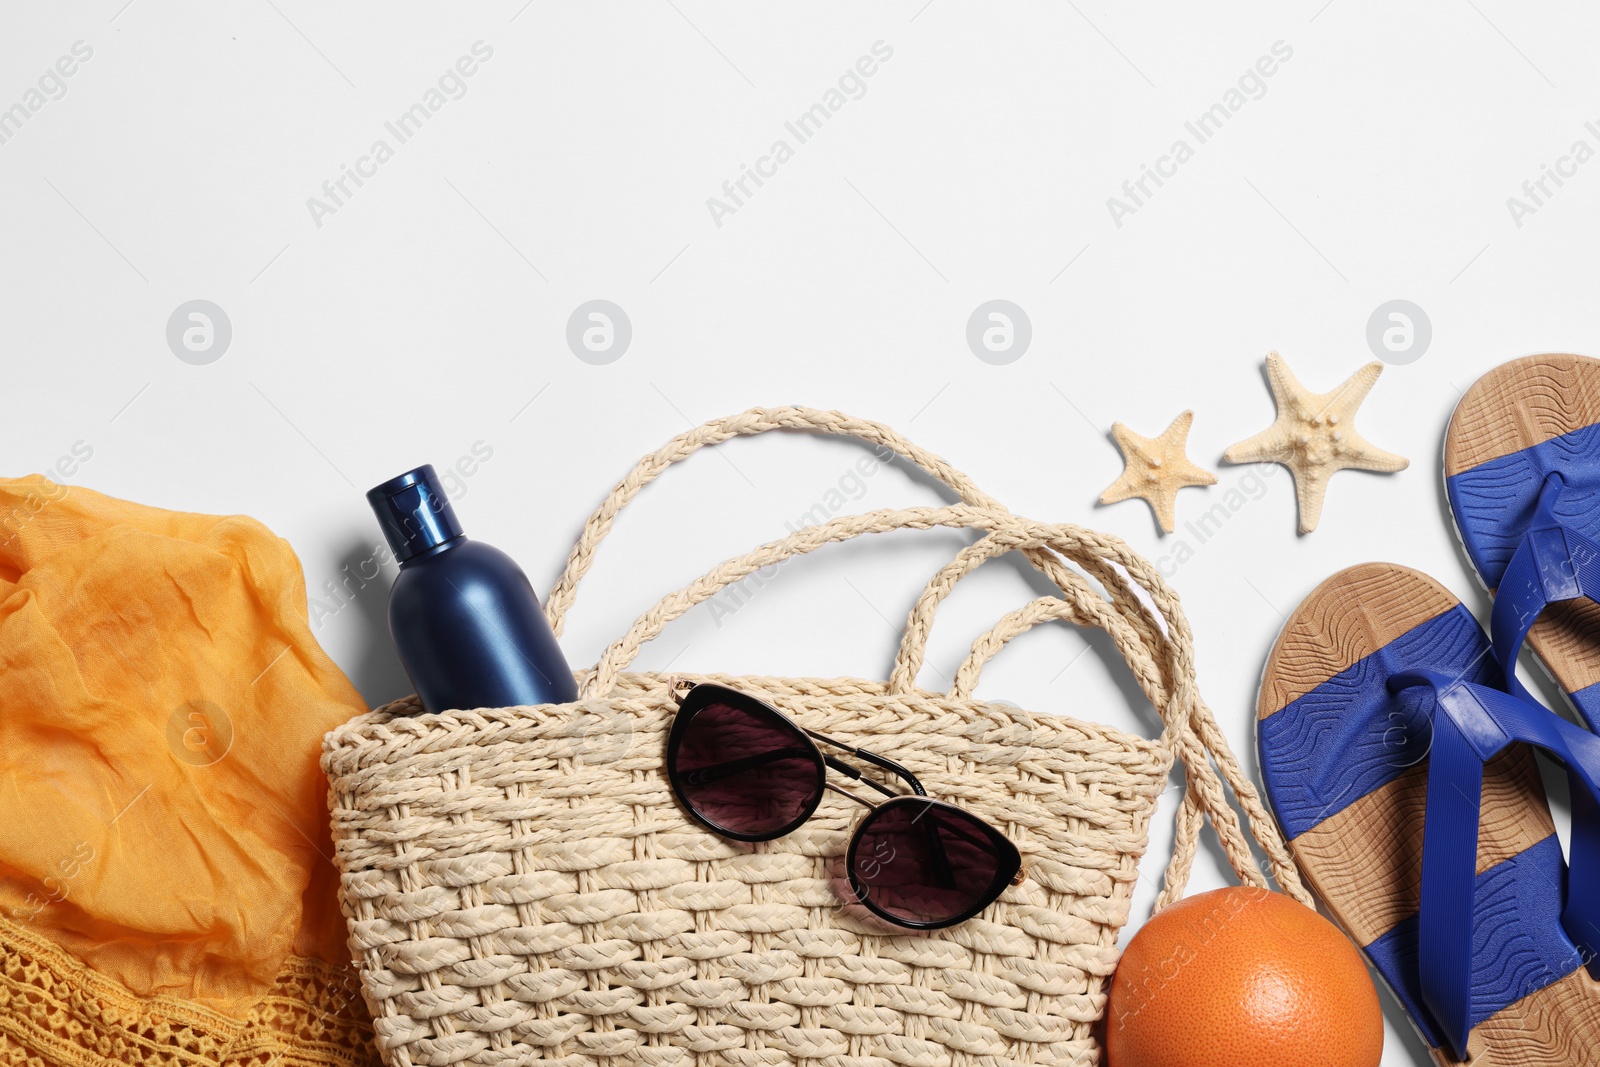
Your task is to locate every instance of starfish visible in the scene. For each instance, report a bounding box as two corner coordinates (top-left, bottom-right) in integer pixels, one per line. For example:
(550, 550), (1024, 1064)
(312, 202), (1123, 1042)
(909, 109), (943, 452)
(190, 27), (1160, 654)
(1223, 352), (1408, 534)
(1099, 410), (1217, 534)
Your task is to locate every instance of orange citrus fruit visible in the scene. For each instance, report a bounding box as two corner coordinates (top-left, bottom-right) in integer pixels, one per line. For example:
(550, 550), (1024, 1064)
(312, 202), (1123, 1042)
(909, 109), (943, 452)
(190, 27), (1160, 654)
(1106, 886), (1382, 1067)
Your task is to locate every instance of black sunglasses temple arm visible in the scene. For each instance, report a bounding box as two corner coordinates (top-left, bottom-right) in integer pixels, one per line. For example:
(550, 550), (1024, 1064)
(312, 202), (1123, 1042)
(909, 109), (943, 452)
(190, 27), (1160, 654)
(820, 754), (897, 801)
(806, 730), (928, 797)
(822, 780), (880, 808)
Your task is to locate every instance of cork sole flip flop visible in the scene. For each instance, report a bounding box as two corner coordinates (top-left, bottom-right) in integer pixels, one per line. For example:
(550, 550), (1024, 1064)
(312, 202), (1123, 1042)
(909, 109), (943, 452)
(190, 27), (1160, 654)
(1257, 563), (1600, 1065)
(1446, 353), (1600, 729)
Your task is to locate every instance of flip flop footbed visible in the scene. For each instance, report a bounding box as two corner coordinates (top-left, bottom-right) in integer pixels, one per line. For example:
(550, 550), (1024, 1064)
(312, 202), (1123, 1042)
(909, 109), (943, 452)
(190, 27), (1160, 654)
(1258, 562), (1600, 1065)
(1446, 353), (1600, 716)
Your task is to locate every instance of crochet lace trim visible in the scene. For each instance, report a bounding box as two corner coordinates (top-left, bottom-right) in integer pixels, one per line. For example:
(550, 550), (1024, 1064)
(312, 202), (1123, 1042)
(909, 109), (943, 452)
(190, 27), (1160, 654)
(0, 917), (381, 1067)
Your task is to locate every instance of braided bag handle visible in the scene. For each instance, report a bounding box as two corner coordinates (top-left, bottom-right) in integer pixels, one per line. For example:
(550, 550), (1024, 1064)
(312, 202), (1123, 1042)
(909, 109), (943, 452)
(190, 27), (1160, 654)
(947, 593), (1308, 910)
(575, 503), (1309, 909)
(893, 530), (1309, 908)
(548, 407), (1306, 908)
(545, 406), (1159, 657)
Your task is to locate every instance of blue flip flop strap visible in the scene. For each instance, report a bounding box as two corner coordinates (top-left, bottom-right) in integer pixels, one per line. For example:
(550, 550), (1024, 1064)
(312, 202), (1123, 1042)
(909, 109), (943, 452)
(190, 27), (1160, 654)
(1488, 472), (1600, 728)
(1486, 689), (1600, 981)
(1393, 669), (1600, 1058)
(1413, 681), (1486, 1059)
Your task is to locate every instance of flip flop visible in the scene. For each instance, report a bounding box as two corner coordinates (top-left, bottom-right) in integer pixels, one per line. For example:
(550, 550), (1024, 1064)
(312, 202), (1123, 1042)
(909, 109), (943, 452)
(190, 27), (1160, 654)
(1256, 563), (1600, 1063)
(1446, 353), (1600, 730)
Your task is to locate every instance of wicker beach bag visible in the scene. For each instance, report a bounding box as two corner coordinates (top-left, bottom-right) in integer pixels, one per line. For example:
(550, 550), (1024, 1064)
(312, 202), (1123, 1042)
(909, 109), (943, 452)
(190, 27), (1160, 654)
(323, 407), (1308, 1067)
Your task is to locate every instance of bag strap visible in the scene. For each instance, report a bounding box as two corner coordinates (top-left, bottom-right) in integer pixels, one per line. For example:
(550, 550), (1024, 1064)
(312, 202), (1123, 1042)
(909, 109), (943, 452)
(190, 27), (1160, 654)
(947, 592), (1310, 911)
(893, 530), (1307, 909)
(579, 505), (1012, 695)
(546, 406), (1068, 637)
(890, 530), (1167, 698)
(577, 502), (1310, 909)
(547, 404), (1166, 712)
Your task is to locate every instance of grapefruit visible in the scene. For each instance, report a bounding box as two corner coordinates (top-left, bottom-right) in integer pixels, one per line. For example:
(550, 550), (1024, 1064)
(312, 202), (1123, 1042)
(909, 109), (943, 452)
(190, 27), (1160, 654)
(1106, 886), (1383, 1067)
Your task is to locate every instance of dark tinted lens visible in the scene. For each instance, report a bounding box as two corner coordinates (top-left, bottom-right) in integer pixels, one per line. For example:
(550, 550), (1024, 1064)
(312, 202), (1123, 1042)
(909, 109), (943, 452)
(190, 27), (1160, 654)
(672, 697), (822, 838)
(852, 799), (1007, 925)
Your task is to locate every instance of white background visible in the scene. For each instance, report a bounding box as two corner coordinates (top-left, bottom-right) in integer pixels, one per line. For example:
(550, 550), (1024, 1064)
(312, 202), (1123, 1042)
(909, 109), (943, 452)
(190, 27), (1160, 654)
(7, 3), (1600, 1062)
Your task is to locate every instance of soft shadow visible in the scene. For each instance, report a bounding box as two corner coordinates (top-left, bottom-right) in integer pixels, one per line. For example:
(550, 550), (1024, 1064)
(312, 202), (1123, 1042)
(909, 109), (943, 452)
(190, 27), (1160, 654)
(1190, 789), (1275, 899)
(1432, 414), (1468, 583)
(1374, 968), (1435, 1064)
(840, 527), (1160, 730)
(1214, 359), (1277, 475)
(864, 439), (1161, 726)
(1242, 611), (1285, 808)
(986, 551), (1162, 731)
(330, 537), (413, 710)
(1088, 627), (1161, 733)
(807, 430), (967, 505)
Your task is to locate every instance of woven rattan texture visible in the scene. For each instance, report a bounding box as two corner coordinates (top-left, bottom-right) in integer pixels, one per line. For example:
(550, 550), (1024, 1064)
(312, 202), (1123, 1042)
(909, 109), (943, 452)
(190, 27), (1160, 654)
(324, 673), (1171, 1067)
(325, 405), (1308, 1066)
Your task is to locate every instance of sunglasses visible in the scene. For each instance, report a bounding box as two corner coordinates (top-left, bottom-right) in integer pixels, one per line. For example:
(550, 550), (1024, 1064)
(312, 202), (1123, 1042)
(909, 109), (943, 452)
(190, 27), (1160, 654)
(665, 680), (1024, 929)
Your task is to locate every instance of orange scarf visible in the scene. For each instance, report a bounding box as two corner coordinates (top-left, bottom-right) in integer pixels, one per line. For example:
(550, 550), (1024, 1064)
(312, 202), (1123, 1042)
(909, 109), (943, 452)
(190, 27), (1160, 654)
(0, 477), (380, 1066)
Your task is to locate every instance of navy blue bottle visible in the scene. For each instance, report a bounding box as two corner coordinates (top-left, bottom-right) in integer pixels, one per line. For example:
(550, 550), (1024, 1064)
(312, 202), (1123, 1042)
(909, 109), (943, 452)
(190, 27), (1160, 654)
(367, 465), (578, 713)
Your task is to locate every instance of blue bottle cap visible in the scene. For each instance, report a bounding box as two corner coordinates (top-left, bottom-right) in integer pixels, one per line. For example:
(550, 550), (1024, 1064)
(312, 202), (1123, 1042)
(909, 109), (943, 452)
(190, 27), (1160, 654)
(367, 465), (464, 564)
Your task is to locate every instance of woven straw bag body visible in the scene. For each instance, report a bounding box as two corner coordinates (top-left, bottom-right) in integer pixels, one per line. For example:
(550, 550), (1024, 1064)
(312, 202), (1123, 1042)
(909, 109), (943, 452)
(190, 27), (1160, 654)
(323, 408), (1307, 1067)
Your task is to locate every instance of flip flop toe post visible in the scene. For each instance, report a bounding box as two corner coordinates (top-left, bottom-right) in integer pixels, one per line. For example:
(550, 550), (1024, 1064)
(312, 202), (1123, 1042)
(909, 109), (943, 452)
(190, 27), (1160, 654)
(1447, 353), (1600, 729)
(1258, 563), (1600, 1064)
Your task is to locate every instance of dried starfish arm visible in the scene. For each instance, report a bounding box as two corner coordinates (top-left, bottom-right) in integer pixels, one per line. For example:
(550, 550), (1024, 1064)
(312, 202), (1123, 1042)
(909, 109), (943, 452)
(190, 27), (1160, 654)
(1223, 352), (1409, 533)
(1099, 410), (1216, 534)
